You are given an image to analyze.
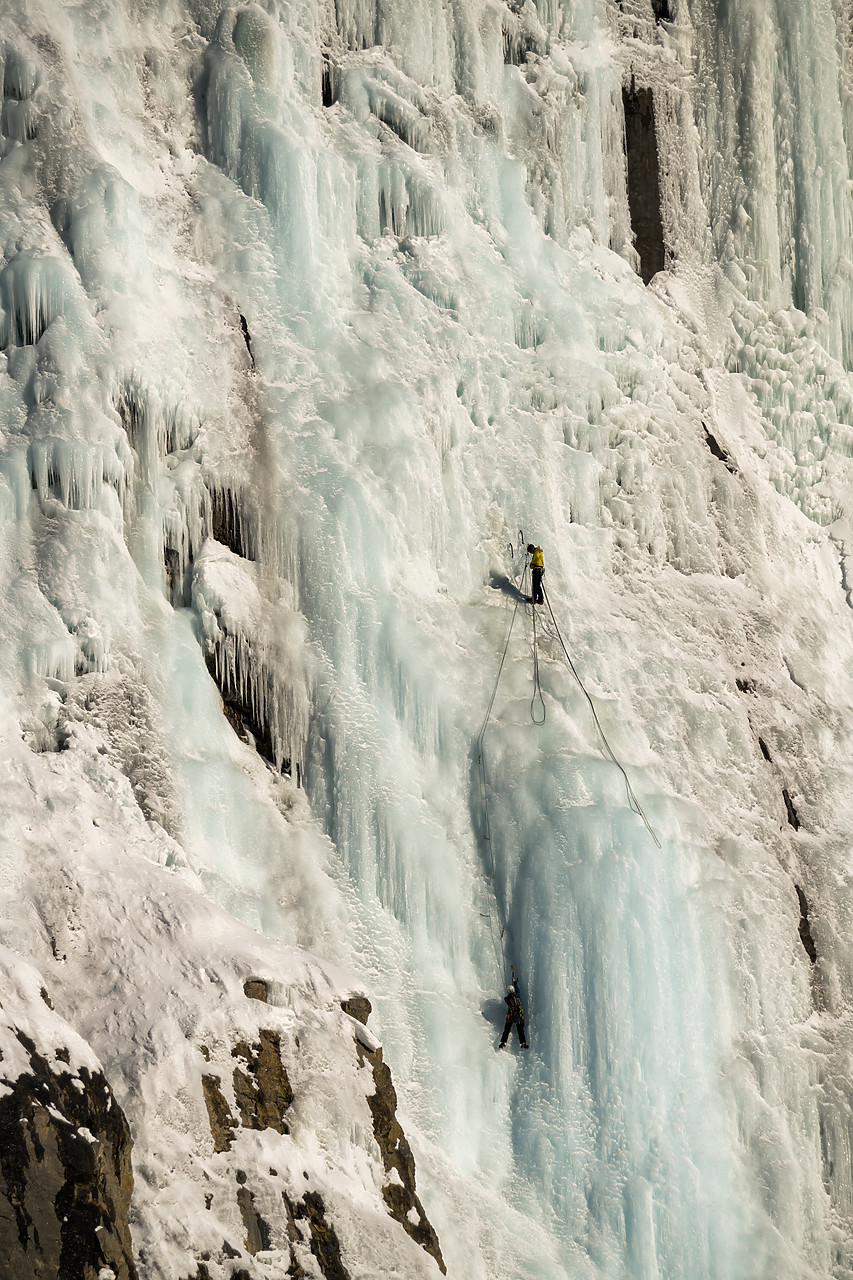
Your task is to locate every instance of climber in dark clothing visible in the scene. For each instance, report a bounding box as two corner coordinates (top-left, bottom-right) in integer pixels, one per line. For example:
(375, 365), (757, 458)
(499, 977), (528, 1049)
(527, 543), (544, 604)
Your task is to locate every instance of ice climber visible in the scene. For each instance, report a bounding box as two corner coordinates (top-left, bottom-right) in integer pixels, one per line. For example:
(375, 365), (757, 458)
(499, 977), (529, 1049)
(527, 543), (544, 604)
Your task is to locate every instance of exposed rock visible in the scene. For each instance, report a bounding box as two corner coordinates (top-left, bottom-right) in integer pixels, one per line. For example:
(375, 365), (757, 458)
(783, 787), (801, 830)
(356, 1039), (446, 1274)
(231, 1030), (293, 1133)
(0, 1028), (137, 1280)
(292, 1189), (351, 1280)
(243, 978), (269, 1003)
(622, 82), (665, 283)
(287, 1250), (308, 1279)
(237, 1184), (272, 1255)
(238, 313), (255, 369)
(281, 1190), (309, 1278)
(795, 885), (818, 964)
(201, 1074), (237, 1153)
(340, 995), (371, 1026)
(196, 1009), (432, 1276)
(704, 425), (737, 473)
(205, 651), (278, 769)
(282, 1190), (305, 1244)
(321, 52), (336, 108)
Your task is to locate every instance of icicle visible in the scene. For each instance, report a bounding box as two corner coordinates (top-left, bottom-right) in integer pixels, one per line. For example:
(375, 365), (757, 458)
(208, 480), (257, 561)
(29, 637), (77, 684)
(192, 542), (311, 775)
(114, 375), (199, 480)
(161, 465), (211, 605)
(338, 66), (436, 154)
(2, 48), (39, 101)
(501, 9), (547, 68)
(0, 449), (31, 522)
(376, 161), (443, 239)
(1, 96), (38, 141)
(514, 301), (544, 349)
(334, 0), (381, 53)
(0, 252), (68, 349)
(27, 437), (129, 513)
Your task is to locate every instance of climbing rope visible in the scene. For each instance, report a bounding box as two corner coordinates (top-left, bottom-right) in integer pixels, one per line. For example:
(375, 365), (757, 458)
(476, 591), (521, 982)
(476, 545), (549, 983)
(475, 543), (660, 1003)
(530, 596), (546, 725)
(541, 583), (661, 849)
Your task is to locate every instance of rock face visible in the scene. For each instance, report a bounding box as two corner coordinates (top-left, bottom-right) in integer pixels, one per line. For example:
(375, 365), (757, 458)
(201, 1029), (294, 1153)
(0, 972), (136, 1280)
(343, 998), (446, 1275)
(621, 83), (666, 283)
(358, 1044), (446, 1275)
(184, 987), (446, 1278)
(195, 1012), (356, 1278)
(283, 1189), (351, 1280)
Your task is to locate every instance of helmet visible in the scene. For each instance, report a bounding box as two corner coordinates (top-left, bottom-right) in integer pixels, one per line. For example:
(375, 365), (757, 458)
(507, 986), (515, 995)
(526, 543), (534, 553)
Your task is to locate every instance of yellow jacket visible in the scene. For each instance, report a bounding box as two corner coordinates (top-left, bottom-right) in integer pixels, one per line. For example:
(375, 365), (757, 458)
(530, 546), (544, 569)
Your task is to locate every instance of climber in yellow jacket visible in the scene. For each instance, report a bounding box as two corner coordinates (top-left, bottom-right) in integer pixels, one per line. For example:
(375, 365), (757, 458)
(527, 543), (544, 604)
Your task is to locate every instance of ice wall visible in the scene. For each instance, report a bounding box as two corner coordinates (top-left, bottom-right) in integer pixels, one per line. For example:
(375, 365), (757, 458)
(4, 0), (853, 1276)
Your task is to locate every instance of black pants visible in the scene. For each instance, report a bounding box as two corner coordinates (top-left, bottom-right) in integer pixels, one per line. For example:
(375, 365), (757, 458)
(500, 1015), (528, 1047)
(531, 567), (544, 604)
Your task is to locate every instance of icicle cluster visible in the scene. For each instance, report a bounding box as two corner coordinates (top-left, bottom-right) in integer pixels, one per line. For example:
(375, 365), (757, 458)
(192, 541), (311, 777)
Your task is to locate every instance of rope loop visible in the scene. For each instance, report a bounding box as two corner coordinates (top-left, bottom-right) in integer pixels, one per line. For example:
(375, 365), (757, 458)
(530, 599), (546, 725)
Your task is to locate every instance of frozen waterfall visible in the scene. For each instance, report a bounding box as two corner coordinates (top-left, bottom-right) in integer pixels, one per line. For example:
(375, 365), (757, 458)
(3, 0), (853, 1276)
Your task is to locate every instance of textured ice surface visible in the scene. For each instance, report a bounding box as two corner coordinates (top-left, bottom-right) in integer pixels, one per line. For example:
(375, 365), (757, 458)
(3, 0), (853, 1277)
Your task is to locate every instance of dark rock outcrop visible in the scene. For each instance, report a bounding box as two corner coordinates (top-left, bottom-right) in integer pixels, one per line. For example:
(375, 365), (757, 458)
(285, 1189), (351, 1280)
(340, 995), (372, 1026)
(201, 1073), (238, 1153)
(210, 484), (255, 561)
(0, 1026), (137, 1280)
(704, 425), (737, 473)
(795, 885), (817, 964)
(231, 1030), (293, 1134)
(201, 1029), (293, 1152)
(783, 787), (801, 830)
(243, 978), (269, 1003)
(237, 1183), (272, 1255)
(622, 83), (666, 283)
(196, 1001), (441, 1276)
(352, 1014), (446, 1274)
